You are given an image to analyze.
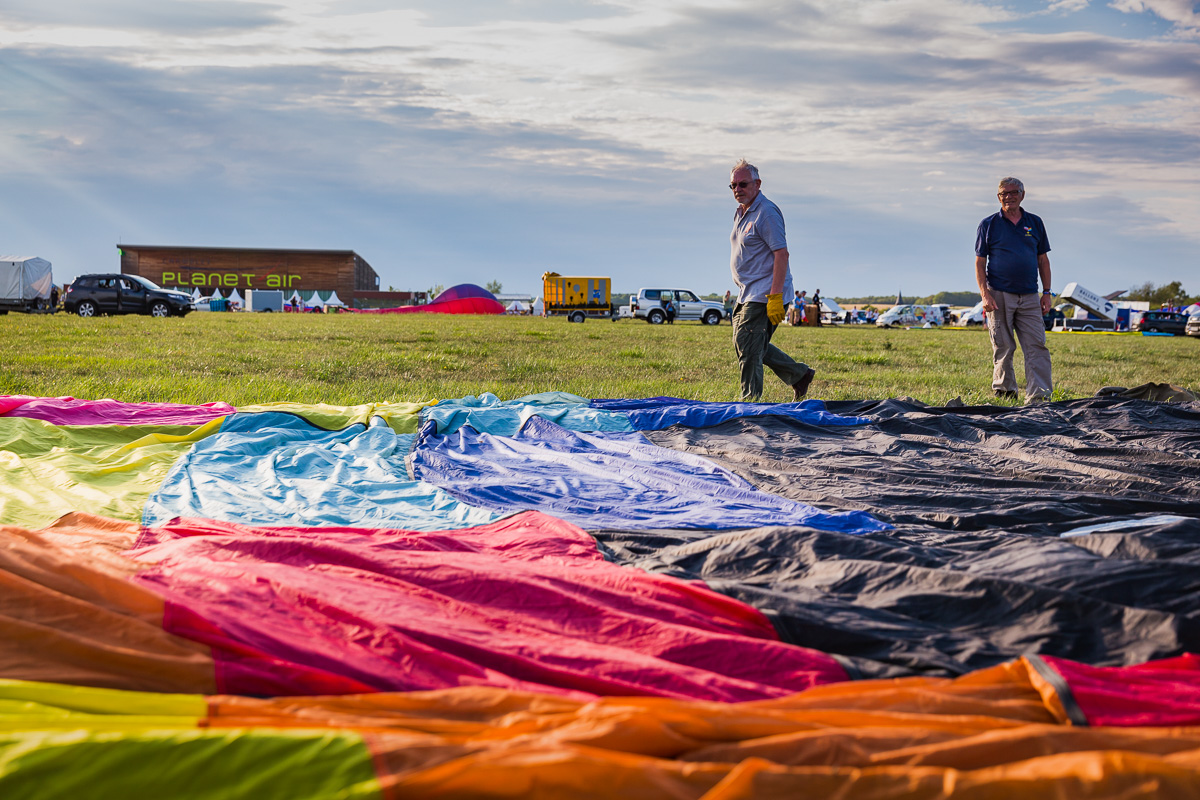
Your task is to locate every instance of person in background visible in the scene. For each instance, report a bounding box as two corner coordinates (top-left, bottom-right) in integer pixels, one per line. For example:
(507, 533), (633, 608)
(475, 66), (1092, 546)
(723, 290), (733, 322)
(975, 177), (1054, 402)
(811, 289), (822, 326)
(727, 158), (815, 402)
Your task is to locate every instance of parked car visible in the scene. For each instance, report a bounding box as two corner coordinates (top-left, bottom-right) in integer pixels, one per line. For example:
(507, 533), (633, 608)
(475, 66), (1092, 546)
(630, 289), (724, 325)
(1186, 314), (1200, 338)
(64, 274), (194, 318)
(1043, 307), (1065, 331)
(955, 301), (986, 326)
(1132, 310), (1189, 336)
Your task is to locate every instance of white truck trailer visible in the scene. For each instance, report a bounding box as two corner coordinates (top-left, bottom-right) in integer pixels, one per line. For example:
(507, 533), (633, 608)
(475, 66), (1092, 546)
(0, 256), (54, 314)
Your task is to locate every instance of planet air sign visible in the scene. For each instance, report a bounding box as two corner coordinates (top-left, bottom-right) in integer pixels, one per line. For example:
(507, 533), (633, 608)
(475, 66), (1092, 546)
(159, 270), (303, 289)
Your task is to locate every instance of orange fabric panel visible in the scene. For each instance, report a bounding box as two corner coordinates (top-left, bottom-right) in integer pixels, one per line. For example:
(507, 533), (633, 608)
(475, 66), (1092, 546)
(0, 514), (216, 693)
(697, 751), (1200, 800)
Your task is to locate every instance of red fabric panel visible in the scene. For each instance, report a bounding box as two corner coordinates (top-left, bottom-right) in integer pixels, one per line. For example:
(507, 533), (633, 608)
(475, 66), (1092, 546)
(1043, 653), (1200, 727)
(130, 512), (847, 700)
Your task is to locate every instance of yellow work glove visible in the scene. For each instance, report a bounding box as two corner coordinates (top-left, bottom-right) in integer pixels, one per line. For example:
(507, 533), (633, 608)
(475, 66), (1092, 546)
(766, 293), (785, 325)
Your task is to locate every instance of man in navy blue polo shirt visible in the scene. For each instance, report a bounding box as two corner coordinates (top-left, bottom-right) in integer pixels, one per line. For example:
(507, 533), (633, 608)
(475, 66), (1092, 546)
(975, 177), (1053, 402)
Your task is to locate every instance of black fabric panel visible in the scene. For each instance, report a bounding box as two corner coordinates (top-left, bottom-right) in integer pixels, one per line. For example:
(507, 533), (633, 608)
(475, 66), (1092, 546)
(642, 397), (1200, 533)
(593, 397), (1200, 679)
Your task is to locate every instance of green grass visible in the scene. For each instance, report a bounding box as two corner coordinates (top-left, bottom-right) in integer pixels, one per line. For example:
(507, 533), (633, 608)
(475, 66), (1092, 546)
(2, 312), (1197, 406)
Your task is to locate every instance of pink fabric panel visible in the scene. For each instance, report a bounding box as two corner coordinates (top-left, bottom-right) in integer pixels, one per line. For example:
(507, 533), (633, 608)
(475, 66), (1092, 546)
(0, 395), (235, 426)
(1044, 653), (1200, 726)
(128, 511), (847, 700)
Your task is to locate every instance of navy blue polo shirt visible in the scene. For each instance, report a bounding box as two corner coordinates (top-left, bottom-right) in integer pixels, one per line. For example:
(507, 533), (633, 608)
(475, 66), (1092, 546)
(975, 210), (1050, 295)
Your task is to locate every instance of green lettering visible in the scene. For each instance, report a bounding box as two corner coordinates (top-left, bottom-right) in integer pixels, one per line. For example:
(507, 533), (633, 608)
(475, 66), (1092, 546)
(162, 272), (178, 285)
(243, 273), (255, 285)
(223, 274), (237, 287)
(288, 275), (301, 287)
(267, 275), (281, 288)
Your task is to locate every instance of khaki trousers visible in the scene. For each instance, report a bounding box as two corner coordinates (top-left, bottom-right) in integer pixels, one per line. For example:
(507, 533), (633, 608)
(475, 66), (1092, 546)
(733, 302), (810, 402)
(987, 291), (1053, 400)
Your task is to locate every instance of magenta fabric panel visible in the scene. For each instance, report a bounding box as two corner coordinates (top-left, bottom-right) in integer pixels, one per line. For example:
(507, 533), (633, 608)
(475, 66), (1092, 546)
(0, 395), (235, 426)
(356, 297), (504, 315)
(128, 511), (848, 700)
(1044, 653), (1200, 726)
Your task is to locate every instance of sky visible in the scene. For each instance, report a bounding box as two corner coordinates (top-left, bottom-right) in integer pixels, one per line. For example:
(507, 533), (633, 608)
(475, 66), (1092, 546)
(2, 0), (1198, 299)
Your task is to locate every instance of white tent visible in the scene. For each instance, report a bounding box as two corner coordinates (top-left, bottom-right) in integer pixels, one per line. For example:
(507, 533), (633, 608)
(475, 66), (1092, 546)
(191, 288), (202, 301)
(506, 300), (528, 314)
(0, 256), (52, 301)
(209, 288), (224, 300)
(306, 291), (325, 308)
(532, 297), (545, 315)
(227, 288), (243, 306)
(324, 290), (346, 307)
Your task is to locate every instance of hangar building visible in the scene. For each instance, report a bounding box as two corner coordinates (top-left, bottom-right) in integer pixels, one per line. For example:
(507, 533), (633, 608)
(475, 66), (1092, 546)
(117, 245), (381, 303)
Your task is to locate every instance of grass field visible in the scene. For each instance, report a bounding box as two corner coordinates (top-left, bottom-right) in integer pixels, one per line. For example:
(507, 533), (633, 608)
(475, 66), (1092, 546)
(2, 311), (1197, 406)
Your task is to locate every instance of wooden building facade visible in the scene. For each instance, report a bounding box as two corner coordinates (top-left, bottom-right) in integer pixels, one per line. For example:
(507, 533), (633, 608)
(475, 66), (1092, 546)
(118, 245), (380, 301)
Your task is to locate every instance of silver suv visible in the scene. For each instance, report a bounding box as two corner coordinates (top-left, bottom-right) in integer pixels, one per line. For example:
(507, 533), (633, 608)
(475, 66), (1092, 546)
(630, 288), (725, 325)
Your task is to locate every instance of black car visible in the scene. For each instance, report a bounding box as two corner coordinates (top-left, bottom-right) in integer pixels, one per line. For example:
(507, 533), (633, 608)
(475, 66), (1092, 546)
(64, 274), (194, 318)
(1133, 310), (1189, 336)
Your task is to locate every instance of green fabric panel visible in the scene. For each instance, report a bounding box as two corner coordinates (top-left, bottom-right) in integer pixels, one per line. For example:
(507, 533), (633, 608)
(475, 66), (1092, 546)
(237, 400), (429, 433)
(0, 417), (222, 528)
(0, 729), (383, 800)
(0, 680), (207, 731)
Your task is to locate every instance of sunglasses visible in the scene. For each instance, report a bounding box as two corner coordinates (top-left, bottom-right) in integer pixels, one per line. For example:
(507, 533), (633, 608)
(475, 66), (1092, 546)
(729, 181), (755, 190)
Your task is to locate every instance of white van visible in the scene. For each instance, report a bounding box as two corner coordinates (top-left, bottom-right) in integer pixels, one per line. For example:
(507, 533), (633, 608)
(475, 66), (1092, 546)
(875, 304), (945, 328)
(955, 301), (986, 326)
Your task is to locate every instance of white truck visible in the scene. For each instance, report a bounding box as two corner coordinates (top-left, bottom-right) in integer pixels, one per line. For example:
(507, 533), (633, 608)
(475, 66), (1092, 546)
(875, 304), (945, 327)
(0, 256), (54, 314)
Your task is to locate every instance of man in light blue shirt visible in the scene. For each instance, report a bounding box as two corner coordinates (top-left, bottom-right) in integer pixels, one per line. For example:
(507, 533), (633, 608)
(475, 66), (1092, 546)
(729, 159), (814, 402)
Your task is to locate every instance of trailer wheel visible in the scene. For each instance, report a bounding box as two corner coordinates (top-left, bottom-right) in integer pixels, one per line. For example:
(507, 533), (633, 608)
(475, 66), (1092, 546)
(647, 309), (665, 325)
(569, 311), (586, 323)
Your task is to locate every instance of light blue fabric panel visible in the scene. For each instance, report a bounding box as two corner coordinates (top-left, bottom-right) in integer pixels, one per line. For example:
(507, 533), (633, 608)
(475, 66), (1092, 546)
(411, 416), (890, 534)
(423, 392), (634, 437)
(590, 397), (872, 431)
(144, 412), (499, 530)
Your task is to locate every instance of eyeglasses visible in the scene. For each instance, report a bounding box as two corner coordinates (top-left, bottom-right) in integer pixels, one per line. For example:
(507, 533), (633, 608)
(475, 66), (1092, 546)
(998, 190), (1022, 198)
(730, 181), (755, 190)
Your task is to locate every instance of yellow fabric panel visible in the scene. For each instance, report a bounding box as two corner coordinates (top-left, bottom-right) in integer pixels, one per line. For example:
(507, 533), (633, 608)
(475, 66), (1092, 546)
(235, 401), (432, 433)
(0, 679), (207, 731)
(0, 417), (222, 528)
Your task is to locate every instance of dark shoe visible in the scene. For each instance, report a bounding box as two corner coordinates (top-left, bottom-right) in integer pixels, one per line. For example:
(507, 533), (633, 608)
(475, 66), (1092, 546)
(994, 389), (1018, 400)
(793, 368), (816, 401)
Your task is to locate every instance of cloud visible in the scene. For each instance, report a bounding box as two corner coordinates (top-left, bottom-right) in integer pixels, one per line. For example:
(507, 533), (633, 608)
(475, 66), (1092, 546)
(0, 0), (283, 34)
(1111, 0), (1200, 36)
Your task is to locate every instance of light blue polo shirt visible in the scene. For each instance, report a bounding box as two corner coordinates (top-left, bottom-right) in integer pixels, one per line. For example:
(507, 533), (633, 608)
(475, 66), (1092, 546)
(730, 193), (794, 304)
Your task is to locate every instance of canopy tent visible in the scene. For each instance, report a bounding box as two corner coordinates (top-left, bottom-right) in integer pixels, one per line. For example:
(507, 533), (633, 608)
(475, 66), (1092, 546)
(190, 287), (202, 301)
(323, 290), (346, 307)
(306, 291), (325, 308)
(208, 287), (224, 300)
(532, 296), (545, 315)
(358, 283), (504, 315)
(2, 387), (1200, 796)
(227, 288), (243, 305)
(506, 300), (528, 313)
